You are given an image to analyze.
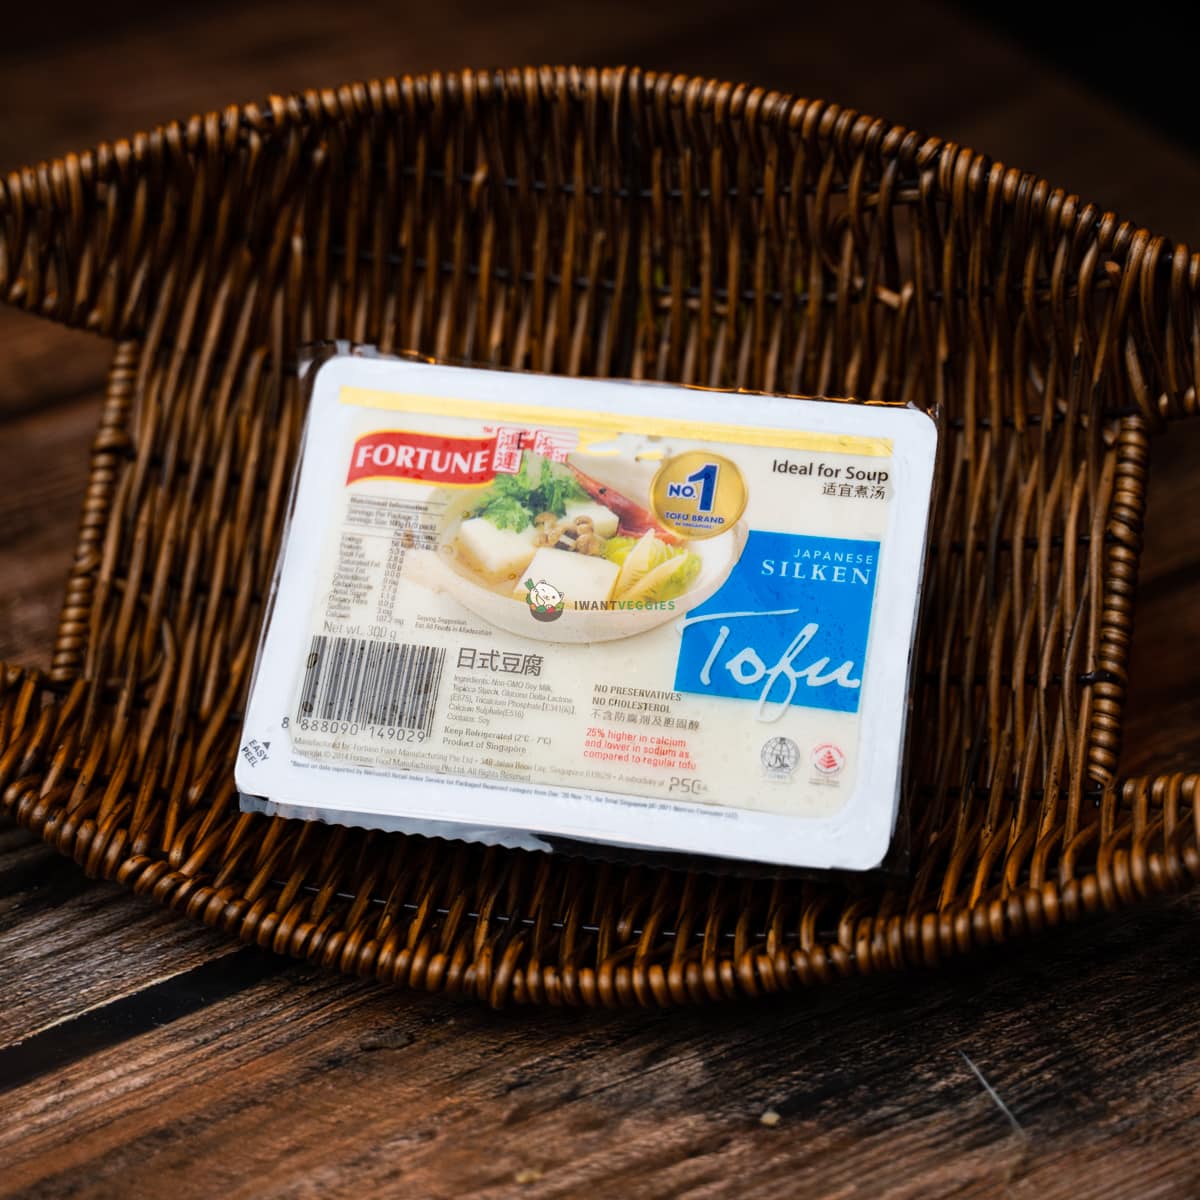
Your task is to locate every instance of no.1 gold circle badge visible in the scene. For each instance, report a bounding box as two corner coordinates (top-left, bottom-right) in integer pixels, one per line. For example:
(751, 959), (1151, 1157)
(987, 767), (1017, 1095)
(650, 451), (747, 539)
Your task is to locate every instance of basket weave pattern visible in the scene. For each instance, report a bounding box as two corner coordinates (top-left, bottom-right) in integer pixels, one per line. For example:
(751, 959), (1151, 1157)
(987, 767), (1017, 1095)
(1, 67), (1197, 1007)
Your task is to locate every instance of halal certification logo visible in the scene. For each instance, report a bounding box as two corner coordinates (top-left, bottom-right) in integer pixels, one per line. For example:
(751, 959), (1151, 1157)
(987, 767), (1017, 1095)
(761, 736), (800, 779)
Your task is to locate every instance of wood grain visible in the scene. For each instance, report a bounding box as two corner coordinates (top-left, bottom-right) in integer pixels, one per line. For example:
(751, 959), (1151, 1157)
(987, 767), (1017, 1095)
(0, 391), (103, 665)
(1, 886), (1198, 1198)
(0, 313), (109, 422)
(1122, 423), (1200, 776)
(1, 0), (1198, 1195)
(0, 826), (237, 1048)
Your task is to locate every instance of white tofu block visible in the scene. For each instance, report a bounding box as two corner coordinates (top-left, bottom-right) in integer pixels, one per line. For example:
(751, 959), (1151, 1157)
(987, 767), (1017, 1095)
(513, 547), (619, 605)
(564, 500), (620, 538)
(455, 518), (537, 582)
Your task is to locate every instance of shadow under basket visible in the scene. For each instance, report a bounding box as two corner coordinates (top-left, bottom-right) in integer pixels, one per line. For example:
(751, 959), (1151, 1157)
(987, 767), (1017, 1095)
(2, 67), (1197, 1008)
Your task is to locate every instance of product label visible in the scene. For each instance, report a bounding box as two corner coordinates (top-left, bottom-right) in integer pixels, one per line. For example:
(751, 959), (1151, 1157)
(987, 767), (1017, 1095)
(237, 356), (936, 870)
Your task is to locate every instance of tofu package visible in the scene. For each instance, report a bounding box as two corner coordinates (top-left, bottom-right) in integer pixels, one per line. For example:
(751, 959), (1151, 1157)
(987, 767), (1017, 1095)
(236, 348), (938, 872)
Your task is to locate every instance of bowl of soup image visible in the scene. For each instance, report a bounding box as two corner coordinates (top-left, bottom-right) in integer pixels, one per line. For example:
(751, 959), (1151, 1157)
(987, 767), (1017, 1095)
(404, 454), (747, 644)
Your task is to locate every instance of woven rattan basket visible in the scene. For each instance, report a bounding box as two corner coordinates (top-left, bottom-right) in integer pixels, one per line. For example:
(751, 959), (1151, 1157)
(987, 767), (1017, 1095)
(2, 67), (1197, 1008)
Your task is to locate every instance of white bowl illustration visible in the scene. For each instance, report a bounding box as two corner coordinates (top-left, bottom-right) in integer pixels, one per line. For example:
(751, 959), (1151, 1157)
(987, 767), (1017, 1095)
(408, 488), (747, 644)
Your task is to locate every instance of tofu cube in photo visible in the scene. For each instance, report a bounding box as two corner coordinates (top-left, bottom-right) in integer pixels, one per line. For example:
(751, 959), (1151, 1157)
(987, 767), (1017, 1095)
(455, 518), (537, 582)
(514, 547), (620, 606)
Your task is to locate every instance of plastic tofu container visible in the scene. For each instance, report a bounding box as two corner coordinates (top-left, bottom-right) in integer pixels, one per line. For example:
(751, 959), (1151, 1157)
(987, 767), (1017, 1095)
(237, 349), (937, 872)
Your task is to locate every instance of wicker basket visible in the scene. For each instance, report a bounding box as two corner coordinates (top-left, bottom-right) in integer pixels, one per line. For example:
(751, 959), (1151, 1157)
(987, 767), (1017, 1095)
(2, 67), (1197, 1008)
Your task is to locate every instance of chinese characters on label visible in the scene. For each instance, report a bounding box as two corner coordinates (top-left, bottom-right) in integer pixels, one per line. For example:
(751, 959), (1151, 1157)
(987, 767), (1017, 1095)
(457, 647), (544, 676)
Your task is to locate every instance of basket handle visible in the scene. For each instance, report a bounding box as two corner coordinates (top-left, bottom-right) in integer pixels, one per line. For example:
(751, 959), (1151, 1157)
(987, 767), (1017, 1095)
(1, 144), (181, 337)
(1117, 234), (1200, 425)
(1, 105), (284, 341)
(0, 161), (97, 331)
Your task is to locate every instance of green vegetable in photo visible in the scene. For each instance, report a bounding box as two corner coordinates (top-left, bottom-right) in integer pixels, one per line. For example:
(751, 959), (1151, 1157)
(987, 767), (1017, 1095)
(472, 452), (588, 531)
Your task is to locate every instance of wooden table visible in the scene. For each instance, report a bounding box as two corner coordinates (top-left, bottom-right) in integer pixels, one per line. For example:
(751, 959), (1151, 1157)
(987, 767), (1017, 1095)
(3, 3), (1199, 1195)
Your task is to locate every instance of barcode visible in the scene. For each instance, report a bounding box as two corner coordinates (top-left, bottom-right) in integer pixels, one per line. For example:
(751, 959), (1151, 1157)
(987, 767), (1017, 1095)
(296, 636), (445, 736)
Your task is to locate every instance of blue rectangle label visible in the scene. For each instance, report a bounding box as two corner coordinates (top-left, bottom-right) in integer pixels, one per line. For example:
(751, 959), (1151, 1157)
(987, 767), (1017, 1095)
(675, 531), (879, 715)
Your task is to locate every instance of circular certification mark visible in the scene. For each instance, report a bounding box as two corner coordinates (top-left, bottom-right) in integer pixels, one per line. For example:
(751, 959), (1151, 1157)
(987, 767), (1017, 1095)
(651, 451), (747, 540)
(811, 743), (846, 776)
(761, 736), (800, 779)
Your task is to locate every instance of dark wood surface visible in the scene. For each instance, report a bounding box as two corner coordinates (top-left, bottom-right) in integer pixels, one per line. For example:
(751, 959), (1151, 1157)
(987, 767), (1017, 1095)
(1, 2), (1198, 1195)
